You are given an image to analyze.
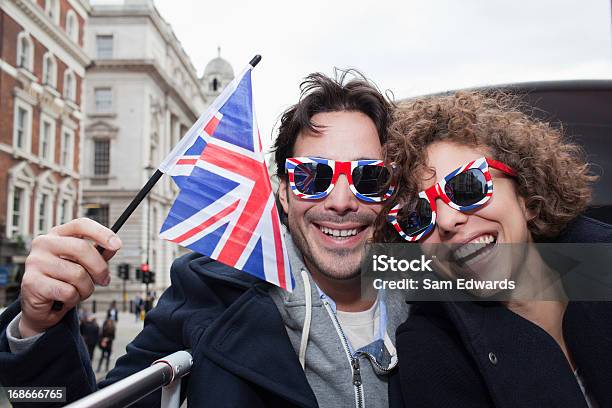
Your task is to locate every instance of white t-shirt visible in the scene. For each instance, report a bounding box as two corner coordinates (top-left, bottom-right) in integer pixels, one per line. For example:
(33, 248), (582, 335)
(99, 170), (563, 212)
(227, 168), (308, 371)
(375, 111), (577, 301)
(336, 298), (380, 351)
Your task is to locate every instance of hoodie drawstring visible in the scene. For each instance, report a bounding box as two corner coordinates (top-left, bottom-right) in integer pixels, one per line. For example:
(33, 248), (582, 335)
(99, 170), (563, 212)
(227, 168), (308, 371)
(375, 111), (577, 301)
(299, 268), (312, 370)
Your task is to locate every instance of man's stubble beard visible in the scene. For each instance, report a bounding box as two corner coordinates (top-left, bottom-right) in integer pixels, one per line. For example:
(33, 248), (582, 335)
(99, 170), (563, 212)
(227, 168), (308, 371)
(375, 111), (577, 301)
(289, 220), (363, 281)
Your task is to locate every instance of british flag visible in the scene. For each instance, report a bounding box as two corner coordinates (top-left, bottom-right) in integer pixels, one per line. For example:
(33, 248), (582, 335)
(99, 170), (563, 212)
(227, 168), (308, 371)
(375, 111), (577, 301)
(158, 65), (294, 291)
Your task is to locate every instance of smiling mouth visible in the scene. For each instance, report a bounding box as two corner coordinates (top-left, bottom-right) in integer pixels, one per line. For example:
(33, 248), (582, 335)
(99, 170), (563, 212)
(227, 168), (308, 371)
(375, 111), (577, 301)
(315, 224), (367, 240)
(451, 233), (498, 266)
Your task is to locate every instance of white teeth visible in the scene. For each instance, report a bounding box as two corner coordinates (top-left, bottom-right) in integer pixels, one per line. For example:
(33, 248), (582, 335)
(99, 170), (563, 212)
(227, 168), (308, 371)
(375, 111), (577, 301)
(453, 234), (497, 262)
(469, 234), (495, 245)
(319, 226), (359, 238)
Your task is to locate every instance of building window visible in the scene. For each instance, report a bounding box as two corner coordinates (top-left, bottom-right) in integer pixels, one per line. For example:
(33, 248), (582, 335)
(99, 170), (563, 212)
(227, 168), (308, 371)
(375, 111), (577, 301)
(211, 78), (219, 92)
(38, 193), (49, 233)
(39, 115), (56, 162)
(13, 101), (32, 152)
(60, 128), (74, 169)
(94, 87), (112, 112)
(96, 35), (113, 59)
(150, 132), (158, 166)
(42, 53), (57, 88)
(66, 11), (79, 43)
(63, 71), (76, 102)
(45, 0), (60, 24)
(59, 198), (69, 225)
(94, 139), (110, 175)
(11, 187), (24, 237)
(85, 204), (109, 227)
(15, 107), (27, 149)
(16, 33), (34, 71)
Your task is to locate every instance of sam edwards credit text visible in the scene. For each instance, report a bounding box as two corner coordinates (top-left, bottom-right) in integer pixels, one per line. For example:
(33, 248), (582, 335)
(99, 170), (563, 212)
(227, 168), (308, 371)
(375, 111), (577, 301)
(373, 278), (516, 291)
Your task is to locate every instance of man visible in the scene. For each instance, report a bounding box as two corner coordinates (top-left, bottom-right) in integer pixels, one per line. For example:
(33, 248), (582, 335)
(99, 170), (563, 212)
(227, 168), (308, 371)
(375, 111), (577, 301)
(0, 71), (408, 407)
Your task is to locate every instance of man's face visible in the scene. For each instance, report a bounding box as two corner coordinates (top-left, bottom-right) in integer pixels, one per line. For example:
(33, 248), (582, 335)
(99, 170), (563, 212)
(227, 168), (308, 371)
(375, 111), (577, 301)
(279, 111), (384, 280)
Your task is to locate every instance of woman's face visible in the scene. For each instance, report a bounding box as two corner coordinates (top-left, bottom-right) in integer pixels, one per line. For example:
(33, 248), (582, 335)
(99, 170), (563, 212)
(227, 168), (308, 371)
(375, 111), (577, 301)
(418, 141), (532, 285)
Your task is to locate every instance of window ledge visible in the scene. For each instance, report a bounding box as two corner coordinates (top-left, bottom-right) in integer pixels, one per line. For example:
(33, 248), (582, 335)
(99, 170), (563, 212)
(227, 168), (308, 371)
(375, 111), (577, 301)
(65, 99), (80, 111)
(88, 112), (116, 119)
(12, 148), (35, 161)
(38, 158), (57, 169)
(43, 84), (60, 98)
(16, 67), (37, 82)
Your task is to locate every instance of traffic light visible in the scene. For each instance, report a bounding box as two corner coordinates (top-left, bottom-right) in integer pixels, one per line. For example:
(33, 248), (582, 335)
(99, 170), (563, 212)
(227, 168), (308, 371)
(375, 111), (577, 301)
(142, 270), (156, 285)
(117, 263), (130, 280)
(135, 267), (142, 281)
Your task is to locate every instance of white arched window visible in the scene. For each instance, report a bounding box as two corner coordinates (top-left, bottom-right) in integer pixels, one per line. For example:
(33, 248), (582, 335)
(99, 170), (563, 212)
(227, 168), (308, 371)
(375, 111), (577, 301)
(16, 32), (34, 71)
(66, 10), (79, 43)
(63, 70), (76, 101)
(57, 178), (76, 226)
(7, 162), (36, 238)
(44, 0), (60, 24)
(42, 53), (57, 88)
(35, 170), (58, 235)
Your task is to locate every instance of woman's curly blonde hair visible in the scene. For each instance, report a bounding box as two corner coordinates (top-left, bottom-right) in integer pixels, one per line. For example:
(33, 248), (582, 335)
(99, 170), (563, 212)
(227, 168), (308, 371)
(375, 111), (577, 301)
(377, 91), (597, 242)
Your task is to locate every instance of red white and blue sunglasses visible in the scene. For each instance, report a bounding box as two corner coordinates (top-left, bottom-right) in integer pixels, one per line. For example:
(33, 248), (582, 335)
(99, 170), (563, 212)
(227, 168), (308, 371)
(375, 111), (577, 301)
(285, 157), (396, 203)
(387, 157), (517, 241)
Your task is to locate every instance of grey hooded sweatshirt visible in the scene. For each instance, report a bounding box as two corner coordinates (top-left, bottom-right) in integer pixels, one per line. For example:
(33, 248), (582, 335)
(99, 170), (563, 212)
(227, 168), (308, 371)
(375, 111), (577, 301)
(269, 234), (410, 408)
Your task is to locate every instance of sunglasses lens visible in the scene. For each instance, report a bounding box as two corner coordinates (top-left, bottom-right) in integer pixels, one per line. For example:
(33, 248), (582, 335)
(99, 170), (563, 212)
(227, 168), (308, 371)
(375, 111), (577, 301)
(445, 169), (488, 206)
(294, 163), (333, 195)
(352, 165), (392, 197)
(398, 198), (433, 236)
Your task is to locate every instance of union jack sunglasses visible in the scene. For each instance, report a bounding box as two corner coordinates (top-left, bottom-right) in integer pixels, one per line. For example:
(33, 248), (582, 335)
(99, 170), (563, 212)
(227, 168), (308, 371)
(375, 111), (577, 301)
(285, 157), (396, 203)
(387, 157), (517, 241)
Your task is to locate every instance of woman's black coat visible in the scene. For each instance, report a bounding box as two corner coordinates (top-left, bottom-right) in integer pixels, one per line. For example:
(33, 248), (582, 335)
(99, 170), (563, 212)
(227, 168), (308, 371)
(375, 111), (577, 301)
(391, 216), (612, 408)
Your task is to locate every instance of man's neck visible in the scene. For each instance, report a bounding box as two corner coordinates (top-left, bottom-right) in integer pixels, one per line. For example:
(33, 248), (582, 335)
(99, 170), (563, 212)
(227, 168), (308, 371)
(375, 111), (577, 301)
(305, 262), (375, 312)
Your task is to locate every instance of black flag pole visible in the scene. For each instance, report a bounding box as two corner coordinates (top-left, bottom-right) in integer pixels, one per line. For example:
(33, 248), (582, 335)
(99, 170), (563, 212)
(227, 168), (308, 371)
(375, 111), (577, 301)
(52, 55), (262, 311)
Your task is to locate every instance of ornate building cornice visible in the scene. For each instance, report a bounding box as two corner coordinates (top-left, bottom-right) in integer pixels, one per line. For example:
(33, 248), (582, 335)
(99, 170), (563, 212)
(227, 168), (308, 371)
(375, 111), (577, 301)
(88, 59), (200, 120)
(91, 3), (206, 103)
(10, 0), (91, 68)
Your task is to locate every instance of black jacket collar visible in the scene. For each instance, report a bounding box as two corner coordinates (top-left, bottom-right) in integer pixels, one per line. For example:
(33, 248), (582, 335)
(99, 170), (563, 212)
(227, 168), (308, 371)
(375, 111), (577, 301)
(189, 256), (319, 408)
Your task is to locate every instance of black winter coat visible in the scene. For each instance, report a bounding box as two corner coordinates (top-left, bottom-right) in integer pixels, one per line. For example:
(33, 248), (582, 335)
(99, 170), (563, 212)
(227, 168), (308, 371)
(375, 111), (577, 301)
(391, 216), (612, 408)
(0, 254), (319, 407)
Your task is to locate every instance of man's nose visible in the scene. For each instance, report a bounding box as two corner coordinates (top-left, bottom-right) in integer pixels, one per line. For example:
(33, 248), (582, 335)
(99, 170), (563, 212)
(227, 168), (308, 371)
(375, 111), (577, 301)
(323, 175), (359, 214)
(434, 199), (469, 238)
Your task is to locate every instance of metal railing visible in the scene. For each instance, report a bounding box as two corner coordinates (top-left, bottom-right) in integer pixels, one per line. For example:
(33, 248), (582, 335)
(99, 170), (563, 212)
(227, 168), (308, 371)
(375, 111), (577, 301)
(64, 350), (192, 408)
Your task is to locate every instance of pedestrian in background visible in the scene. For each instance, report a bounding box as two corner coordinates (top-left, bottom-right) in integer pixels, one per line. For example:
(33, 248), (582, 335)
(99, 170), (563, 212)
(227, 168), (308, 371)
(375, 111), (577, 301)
(106, 300), (119, 322)
(79, 312), (99, 361)
(133, 294), (142, 322)
(144, 292), (153, 314)
(97, 318), (116, 373)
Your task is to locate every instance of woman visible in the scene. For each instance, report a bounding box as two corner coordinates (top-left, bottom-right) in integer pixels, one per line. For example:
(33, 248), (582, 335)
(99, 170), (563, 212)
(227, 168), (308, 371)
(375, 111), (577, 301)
(380, 92), (612, 408)
(97, 317), (116, 373)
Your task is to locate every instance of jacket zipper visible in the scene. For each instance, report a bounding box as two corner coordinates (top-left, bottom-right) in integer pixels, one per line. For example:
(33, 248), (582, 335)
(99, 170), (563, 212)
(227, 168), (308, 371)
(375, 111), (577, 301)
(359, 349), (395, 374)
(322, 300), (365, 408)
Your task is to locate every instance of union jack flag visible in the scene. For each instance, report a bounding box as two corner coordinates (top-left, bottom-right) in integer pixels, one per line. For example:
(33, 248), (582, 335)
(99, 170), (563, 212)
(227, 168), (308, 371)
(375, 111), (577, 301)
(158, 64), (294, 291)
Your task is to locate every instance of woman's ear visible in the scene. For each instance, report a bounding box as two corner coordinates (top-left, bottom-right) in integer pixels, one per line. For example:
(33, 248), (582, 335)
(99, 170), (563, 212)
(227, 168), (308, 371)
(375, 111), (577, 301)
(518, 194), (536, 223)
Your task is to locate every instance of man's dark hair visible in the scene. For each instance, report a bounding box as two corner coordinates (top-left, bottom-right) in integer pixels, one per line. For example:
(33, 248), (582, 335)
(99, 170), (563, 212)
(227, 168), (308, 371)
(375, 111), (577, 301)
(272, 69), (394, 179)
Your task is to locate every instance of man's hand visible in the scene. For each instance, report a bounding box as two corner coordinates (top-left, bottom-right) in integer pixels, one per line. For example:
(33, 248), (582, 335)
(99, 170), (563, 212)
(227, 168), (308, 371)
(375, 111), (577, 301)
(19, 218), (122, 338)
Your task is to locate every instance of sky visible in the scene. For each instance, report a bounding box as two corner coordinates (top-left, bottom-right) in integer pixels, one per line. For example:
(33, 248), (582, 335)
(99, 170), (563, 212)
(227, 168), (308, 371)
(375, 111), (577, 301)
(153, 0), (612, 152)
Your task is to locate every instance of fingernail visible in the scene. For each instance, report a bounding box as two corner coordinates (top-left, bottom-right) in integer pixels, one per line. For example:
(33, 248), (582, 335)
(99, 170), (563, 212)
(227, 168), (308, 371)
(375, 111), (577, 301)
(102, 275), (111, 286)
(108, 236), (122, 250)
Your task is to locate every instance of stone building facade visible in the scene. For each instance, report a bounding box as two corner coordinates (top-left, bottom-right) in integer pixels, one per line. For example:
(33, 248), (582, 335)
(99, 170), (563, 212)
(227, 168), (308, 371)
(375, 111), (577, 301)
(82, 0), (233, 308)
